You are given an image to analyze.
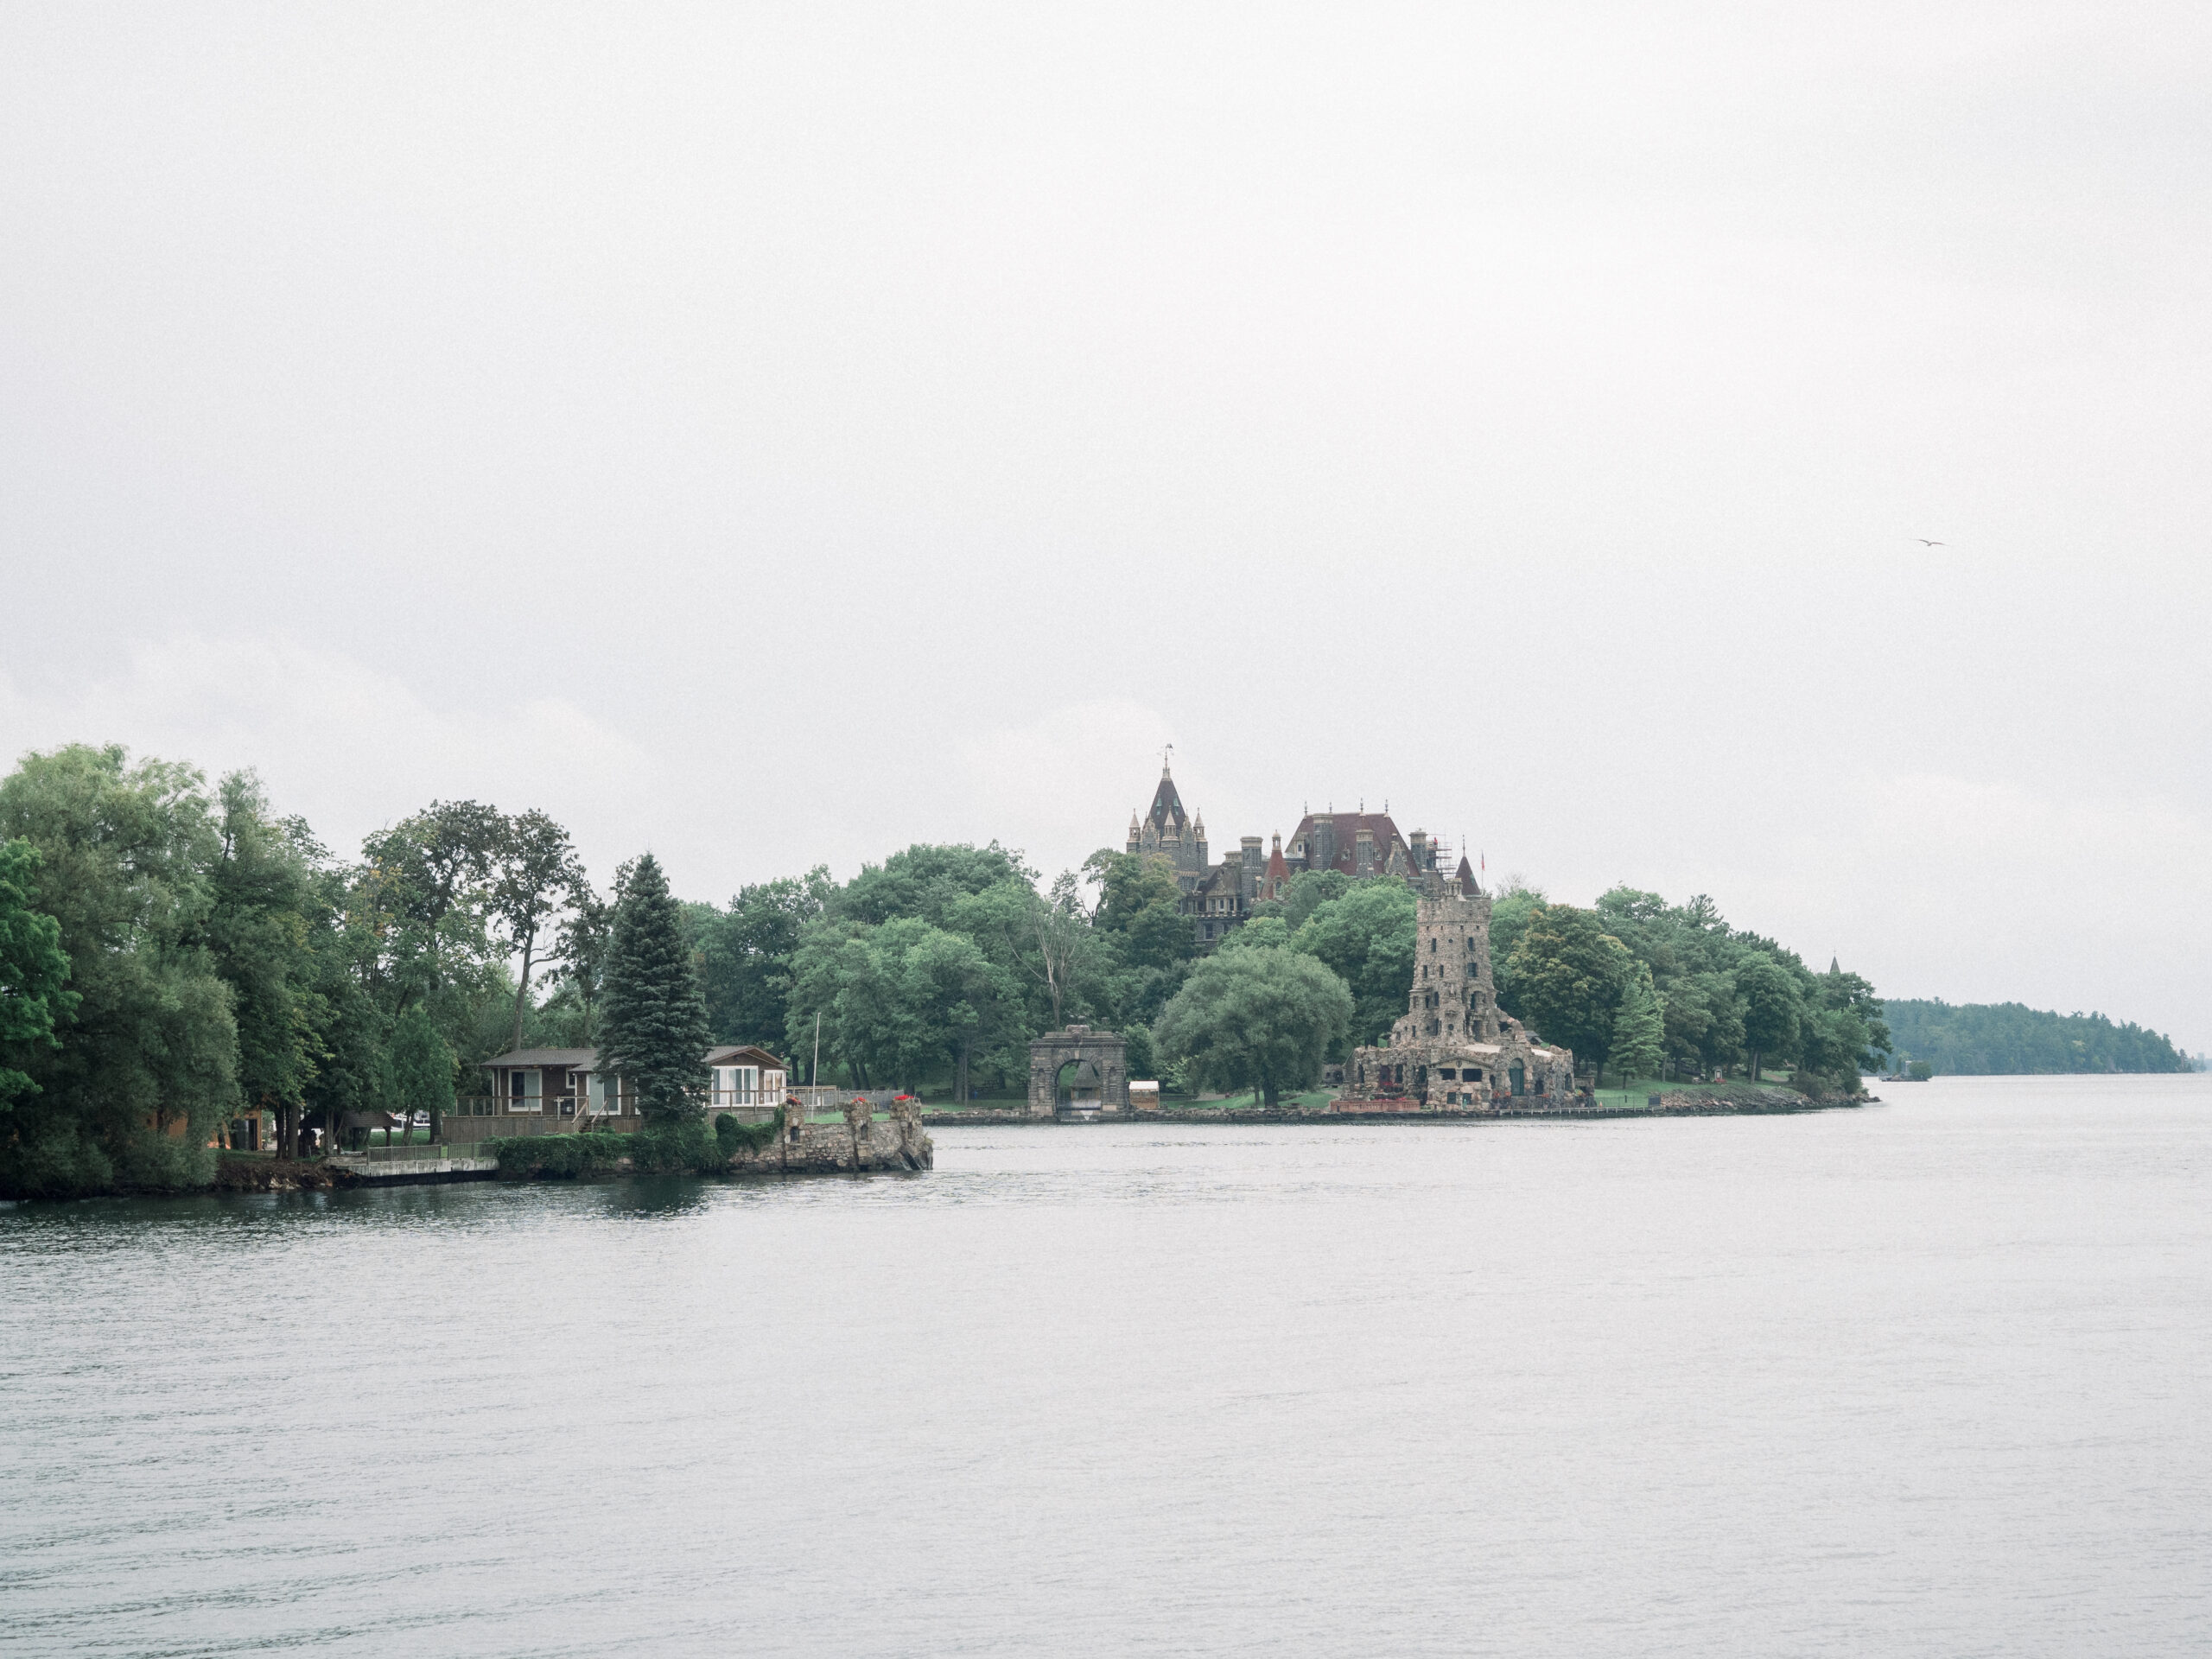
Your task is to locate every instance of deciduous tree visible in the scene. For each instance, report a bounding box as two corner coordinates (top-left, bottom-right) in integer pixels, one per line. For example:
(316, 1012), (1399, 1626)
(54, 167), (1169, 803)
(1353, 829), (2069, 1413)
(1153, 946), (1352, 1109)
(1734, 951), (1803, 1082)
(0, 837), (75, 1110)
(0, 745), (238, 1198)
(491, 809), (583, 1052)
(1290, 878), (1417, 1049)
(1503, 904), (1632, 1074)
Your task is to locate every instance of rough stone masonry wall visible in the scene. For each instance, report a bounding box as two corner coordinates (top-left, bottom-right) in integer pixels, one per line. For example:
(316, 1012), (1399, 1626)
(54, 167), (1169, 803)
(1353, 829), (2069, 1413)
(1393, 888), (1499, 1047)
(722, 1117), (932, 1175)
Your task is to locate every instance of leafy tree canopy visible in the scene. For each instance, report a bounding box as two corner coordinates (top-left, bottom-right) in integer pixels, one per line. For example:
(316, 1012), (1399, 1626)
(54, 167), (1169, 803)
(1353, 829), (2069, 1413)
(0, 745), (238, 1197)
(836, 842), (1033, 929)
(1153, 945), (1353, 1108)
(0, 837), (75, 1109)
(1288, 878), (1417, 1050)
(1502, 904), (1633, 1070)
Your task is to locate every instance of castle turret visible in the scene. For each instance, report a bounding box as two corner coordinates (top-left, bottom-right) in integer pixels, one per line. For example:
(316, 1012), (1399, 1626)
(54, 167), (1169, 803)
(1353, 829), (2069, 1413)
(1239, 836), (1264, 903)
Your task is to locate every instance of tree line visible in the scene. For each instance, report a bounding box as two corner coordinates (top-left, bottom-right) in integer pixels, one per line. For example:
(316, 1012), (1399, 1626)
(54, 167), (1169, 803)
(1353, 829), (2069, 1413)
(47, 739), (2188, 1198)
(1878, 999), (2193, 1076)
(1489, 883), (1892, 1090)
(0, 744), (715, 1198)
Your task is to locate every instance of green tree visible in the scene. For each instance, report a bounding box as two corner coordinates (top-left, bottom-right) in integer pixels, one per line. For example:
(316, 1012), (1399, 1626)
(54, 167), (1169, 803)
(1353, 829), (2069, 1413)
(0, 745), (239, 1198)
(1608, 963), (1666, 1085)
(387, 1003), (454, 1141)
(356, 799), (505, 1075)
(1662, 969), (1745, 1078)
(1152, 946), (1353, 1109)
(1503, 904), (1631, 1074)
(206, 772), (330, 1156)
(1734, 951), (1803, 1081)
(598, 853), (711, 1123)
(694, 868), (832, 1045)
(1273, 869), (1351, 931)
(490, 809), (582, 1053)
(783, 920), (874, 1086)
(1290, 879), (1417, 1049)
(549, 870), (620, 1046)
(1795, 963), (1890, 1089)
(0, 838), (76, 1109)
(1087, 850), (1196, 973)
(1219, 914), (1294, 952)
(1486, 880), (1548, 1010)
(837, 842), (1032, 928)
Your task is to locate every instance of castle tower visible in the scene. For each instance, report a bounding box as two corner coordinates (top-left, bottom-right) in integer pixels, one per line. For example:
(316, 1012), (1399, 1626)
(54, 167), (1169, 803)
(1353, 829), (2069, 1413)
(1389, 880), (1501, 1047)
(1239, 836), (1265, 904)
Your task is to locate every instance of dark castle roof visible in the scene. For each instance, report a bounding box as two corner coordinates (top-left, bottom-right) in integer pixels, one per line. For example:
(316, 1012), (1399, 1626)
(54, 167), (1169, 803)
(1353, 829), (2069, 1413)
(1285, 810), (1408, 874)
(1146, 766), (1190, 836)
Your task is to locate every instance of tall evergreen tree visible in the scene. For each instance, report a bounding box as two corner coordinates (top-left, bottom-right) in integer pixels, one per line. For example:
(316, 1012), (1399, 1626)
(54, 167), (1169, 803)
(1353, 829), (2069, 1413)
(1608, 964), (1666, 1085)
(598, 853), (710, 1123)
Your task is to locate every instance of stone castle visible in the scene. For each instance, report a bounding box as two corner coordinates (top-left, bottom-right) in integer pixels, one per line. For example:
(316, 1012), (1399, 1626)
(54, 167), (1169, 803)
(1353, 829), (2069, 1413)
(1120, 759), (1579, 1103)
(1126, 760), (1470, 946)
(1344, 866), (1576, 1107)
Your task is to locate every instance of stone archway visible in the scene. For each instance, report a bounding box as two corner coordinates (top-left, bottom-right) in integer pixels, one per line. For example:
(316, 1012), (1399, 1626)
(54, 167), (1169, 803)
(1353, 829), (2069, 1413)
(1027, 1026), (1128, 1118)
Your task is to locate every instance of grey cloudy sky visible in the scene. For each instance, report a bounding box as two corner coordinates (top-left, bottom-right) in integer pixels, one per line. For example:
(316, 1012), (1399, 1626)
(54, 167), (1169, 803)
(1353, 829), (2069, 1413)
(3, 3), (2208, 1047)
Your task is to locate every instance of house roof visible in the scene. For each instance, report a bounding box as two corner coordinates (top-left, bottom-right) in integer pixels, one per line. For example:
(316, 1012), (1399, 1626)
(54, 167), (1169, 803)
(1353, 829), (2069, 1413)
(480, 1047), (597, 1069)
(706, 1045), (785, 1067)
(1455, 855), (1480, 897)
(480, 1045), (785, 1072)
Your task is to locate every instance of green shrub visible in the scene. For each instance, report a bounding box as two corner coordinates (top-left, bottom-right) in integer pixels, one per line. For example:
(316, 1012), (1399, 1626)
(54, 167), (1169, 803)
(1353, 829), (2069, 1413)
(485, 1134), (623, 1179)
(715, 1109), (783, 1156)
(628, 1120), (720, 1174)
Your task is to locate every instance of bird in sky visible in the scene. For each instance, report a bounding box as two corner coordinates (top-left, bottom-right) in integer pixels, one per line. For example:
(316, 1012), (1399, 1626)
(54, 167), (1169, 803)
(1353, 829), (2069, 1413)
(1916, 538), (1946, 546)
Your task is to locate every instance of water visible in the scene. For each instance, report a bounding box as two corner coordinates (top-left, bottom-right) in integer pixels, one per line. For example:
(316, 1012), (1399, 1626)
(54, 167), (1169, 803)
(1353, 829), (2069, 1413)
(3, 1075), (2208, 1657)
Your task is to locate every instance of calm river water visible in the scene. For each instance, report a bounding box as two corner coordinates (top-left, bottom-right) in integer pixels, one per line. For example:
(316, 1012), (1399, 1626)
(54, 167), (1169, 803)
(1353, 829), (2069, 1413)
(3, 1075), (2209, 1657)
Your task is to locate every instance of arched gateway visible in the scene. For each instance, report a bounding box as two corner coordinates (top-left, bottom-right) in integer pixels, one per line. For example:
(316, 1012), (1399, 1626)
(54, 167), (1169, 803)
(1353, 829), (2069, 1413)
(1027, 1026), (1129, 1117)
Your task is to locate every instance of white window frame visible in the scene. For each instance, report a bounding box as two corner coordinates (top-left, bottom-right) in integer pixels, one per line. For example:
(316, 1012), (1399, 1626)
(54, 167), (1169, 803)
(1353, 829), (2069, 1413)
(507, 1069), (543, 1114)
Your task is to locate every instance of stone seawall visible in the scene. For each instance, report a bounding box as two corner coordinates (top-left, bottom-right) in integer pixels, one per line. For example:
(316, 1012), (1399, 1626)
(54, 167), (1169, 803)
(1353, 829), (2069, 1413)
(723, 1119), (932, 1174)
(928, 1088), (1863, 1126)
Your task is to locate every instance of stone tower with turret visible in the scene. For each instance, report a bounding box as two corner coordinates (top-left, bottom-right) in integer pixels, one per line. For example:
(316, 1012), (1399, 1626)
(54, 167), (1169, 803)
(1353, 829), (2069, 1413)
(1126, 760), (1210, 890)
(1344, 857), (1577, 1107)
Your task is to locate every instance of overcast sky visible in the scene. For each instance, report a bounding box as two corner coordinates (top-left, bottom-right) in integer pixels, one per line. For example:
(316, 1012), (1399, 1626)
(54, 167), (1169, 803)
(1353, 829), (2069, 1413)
(3, 3), (2207, 1048)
